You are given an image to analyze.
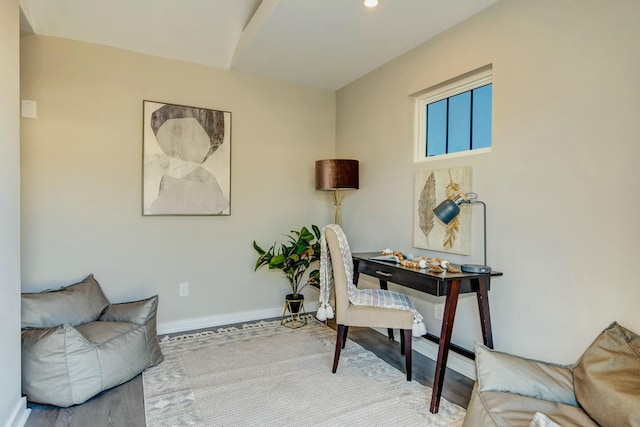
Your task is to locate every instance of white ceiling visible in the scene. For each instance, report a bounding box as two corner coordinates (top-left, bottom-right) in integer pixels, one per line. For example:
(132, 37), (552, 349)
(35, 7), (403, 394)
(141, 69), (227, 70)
(19, 0), (497, 90)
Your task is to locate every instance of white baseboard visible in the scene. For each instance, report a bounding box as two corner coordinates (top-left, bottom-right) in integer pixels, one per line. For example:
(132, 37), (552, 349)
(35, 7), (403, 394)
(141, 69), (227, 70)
(3, 397), (31, 427)
(372, 327), (477, 380)
(158, 307), (285, 335)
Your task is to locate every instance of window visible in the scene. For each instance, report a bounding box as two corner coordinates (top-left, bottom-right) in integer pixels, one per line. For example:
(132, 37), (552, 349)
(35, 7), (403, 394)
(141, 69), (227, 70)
(414, 67), (492, 162)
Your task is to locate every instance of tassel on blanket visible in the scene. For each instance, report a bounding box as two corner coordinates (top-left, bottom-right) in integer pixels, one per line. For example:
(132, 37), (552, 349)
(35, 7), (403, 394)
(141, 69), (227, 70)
(325, 304), (334, 319)
(316, 303), (335, 322)
(412, 319), (427, 337)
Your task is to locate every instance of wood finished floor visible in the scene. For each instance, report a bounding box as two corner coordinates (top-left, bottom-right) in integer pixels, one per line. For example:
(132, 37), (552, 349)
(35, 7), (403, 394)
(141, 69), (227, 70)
(25, 318), (474, 427)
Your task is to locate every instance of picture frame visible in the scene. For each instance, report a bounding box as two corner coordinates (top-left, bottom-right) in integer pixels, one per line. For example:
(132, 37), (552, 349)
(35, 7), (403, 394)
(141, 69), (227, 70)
(413, 166), (472, 255)
(142, 100), (231, 216)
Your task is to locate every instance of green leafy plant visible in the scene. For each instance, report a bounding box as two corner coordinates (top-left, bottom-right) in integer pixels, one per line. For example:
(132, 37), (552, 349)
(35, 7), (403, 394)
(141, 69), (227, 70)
(253, 225), (321, 297)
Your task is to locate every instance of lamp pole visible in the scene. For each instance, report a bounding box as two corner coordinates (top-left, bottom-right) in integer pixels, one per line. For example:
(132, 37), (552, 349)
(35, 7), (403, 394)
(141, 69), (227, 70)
(315, 159), (359, 227)
(433, 192), (491, 273)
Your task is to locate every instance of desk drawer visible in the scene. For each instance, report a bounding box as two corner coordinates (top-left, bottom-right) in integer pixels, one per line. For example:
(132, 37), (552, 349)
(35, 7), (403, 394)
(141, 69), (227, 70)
(358, 262), (399, 281)
(355, 259), (443, 295)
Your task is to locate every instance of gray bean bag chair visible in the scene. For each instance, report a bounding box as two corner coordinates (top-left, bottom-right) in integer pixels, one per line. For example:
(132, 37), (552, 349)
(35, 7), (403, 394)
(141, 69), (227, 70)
(21, 274), (164, 407)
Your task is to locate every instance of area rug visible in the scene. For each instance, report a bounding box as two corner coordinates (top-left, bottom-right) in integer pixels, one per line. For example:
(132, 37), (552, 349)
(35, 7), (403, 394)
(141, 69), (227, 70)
(143, 318), (466, 426)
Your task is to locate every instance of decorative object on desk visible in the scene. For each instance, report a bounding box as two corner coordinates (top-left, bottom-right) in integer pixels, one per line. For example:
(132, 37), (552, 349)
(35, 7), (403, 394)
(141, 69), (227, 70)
(400, 259), (428, 269)
(428, 264), (445, 273)
(441, 261), (462, 274)
(433, 192), (491, 273)
(142, 100), (231, 216)
(315, 159), (359, 226)
(414, 167), (471, 254)
(253, 225), (321, 326)
(381, 248), (406, 260)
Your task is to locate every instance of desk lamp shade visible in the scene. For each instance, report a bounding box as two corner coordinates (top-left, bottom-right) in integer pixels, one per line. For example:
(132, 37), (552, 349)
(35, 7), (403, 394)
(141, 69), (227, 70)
(433, 199), (461, 225)
(433, 192), (491, 273)
(315, 159), (359, 226)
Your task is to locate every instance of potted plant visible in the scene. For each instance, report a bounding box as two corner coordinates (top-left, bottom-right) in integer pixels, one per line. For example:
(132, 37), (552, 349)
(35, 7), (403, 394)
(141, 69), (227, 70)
(253, 225), (321, 313)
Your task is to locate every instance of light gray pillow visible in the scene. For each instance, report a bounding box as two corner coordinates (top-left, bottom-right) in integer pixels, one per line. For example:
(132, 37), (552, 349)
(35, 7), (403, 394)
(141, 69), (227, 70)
(21, 274), (110, 328)
(573, 321), (640, 427)
(475, 344), (578, 406)
(100, 295), (158, 325)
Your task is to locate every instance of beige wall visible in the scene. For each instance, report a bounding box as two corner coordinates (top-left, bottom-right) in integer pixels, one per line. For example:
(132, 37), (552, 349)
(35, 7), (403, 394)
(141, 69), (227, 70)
(18, 0), (640, 374)
(20, 35), (336, 330)
(0, 0), (25, 424)
(337, 0), (640, 363)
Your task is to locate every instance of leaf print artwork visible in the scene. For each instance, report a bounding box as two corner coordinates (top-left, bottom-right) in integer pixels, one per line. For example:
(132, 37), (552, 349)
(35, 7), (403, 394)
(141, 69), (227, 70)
(413, 166), (471, 255)
(418, 172), (436, 244)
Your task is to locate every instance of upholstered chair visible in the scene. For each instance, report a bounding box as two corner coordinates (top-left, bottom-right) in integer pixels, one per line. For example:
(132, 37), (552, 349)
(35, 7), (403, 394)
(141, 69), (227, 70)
(324, 226), (415, 380)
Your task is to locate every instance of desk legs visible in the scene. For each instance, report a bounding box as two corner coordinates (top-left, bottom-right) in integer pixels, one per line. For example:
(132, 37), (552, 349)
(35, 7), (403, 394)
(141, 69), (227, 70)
(475, 277), (494, 348)
(430, 279), (461, 414)
(430, 277), (494, 413)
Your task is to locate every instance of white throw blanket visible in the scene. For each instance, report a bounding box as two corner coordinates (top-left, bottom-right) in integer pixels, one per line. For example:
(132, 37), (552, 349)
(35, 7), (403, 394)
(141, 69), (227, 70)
(317, 224), (427, 337)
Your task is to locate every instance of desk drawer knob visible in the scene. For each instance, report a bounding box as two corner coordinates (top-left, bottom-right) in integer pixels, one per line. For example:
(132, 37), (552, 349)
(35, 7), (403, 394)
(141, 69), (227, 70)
(375, 271), (393, 277)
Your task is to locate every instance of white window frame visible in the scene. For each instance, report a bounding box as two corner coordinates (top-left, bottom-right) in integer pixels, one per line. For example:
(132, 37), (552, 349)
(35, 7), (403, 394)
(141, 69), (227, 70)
(414, 67), (493, 163)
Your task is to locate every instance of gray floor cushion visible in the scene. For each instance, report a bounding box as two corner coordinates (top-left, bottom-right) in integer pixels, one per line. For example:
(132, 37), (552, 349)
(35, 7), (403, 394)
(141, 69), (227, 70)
(21, 274), (164, 407)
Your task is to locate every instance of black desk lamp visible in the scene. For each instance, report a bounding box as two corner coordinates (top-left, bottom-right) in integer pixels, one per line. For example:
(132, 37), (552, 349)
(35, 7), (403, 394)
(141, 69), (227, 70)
(433, 192), (491, 273)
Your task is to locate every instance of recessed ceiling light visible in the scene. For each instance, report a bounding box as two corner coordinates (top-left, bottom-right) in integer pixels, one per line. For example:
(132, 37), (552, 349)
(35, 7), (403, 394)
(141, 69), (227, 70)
(363, 0), (379, 8)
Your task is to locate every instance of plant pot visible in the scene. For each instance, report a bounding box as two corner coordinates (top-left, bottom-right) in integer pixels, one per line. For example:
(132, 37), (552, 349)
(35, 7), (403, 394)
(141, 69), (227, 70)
(285, 293), (304, 314)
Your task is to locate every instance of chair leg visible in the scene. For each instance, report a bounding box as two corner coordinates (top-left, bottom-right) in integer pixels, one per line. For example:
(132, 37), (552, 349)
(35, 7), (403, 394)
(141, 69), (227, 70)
(333, 324), (346, 373)
(400, 330), (405, 355)
(342, 325), (349, 349)
(403, 329), (412, 381)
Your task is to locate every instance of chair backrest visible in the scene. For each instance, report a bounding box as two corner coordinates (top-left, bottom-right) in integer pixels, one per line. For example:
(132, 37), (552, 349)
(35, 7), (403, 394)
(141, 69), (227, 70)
(324, 226), (351, 321)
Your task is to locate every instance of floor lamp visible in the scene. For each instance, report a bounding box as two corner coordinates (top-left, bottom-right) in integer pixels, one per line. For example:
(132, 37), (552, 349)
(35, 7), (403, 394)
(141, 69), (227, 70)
(433, 192), (491, 273)
(315, 159), (359, 227)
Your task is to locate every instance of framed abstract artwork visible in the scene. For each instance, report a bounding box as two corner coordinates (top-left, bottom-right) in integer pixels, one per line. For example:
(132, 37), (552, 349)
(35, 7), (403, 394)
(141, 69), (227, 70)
(413, 166), (472, 255)
(142, 101), (231, 216)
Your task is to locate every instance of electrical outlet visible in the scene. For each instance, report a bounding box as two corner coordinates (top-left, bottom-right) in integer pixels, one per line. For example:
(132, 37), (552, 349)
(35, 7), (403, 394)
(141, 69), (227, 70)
(434, 303), (444, 320)
(179, 282), (189, 297)
(21, 100), (37, 118)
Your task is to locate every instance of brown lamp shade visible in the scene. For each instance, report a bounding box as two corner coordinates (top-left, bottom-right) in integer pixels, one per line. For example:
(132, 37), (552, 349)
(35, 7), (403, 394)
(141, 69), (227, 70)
(315, 159), (359, 190)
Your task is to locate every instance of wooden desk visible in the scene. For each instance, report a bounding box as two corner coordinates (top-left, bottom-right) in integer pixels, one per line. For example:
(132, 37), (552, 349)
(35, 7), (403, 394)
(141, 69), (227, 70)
(351, 252), (503, 414)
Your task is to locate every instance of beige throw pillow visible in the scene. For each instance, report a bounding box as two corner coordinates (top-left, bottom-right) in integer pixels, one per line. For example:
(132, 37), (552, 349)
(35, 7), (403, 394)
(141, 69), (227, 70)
(573, 321), (640, 427)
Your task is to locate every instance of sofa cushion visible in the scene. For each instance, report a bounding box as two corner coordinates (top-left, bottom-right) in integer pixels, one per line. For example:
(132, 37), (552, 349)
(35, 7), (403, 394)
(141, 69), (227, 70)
(99, 295), (164, 366)
(77, 321), (156, 392)
(22, 324), (102, 407)
(22, 274), (110, 328)
(100, 295), (158, 325)
(463, 388), (600, 427)
(573, 321), (640, 427)
(75, 320), (139, 345)
(23, 320), (162, 407)
(474, 344), (578, 406)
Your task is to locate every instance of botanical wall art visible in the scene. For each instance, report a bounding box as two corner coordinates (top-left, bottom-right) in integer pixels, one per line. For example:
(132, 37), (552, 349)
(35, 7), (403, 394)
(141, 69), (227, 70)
(142, 101), (231, 216)
(413, 166), (472, 255)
